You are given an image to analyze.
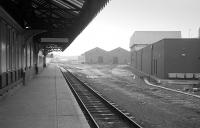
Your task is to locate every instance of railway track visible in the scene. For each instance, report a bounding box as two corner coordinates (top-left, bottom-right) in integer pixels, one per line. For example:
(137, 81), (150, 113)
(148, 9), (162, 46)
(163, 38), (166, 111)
(60, 66), (142, 128)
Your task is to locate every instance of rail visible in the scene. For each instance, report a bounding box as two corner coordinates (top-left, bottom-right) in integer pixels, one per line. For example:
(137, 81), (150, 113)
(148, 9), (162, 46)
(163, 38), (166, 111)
(60, 66), (142, 128)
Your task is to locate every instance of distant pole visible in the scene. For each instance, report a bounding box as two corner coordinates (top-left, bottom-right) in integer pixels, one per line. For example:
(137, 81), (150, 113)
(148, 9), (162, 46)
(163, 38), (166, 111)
(199, 27), (200, 38)
(188, 28), (191, 38)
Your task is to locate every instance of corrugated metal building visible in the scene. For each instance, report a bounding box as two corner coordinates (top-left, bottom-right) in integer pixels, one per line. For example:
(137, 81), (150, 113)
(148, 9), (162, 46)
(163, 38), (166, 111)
(132, 39), (200, 79)
(83, 47), (109, 64)
(130, 31), (182, 66)
(130, 31), (181, 50)
(108, 47), (130, 64)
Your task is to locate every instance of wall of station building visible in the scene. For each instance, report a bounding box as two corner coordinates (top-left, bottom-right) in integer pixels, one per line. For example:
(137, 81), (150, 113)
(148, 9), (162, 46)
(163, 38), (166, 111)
(131, 39), (200, 80)
(0, 7), (45, 91)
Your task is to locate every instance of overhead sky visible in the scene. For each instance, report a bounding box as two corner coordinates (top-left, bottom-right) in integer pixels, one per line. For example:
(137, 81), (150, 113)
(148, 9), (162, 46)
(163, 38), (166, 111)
(59, 0), (200, 56)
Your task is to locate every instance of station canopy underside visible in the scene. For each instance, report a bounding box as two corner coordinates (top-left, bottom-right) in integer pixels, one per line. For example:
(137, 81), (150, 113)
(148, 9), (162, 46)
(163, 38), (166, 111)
(0, 0), (109, 52)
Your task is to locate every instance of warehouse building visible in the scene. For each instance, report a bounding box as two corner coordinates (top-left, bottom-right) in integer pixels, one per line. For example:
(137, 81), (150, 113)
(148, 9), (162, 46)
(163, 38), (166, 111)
(132, 39), (200, 80)
(108, 47), (130, 64)
(82, 47), (130, 65)
(130, 31), (182, 66)
(130, 31), (181, 51)
(83, 47), (109, 64)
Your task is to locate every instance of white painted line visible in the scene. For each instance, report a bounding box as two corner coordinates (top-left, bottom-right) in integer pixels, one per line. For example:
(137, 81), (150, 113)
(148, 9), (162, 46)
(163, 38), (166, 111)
(144, 78), (200, 99)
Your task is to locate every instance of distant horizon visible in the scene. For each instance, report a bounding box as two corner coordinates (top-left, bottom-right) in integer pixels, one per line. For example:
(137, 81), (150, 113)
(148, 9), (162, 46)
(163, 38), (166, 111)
(53, 46), (131, 57)
(53, 33), (200, 57)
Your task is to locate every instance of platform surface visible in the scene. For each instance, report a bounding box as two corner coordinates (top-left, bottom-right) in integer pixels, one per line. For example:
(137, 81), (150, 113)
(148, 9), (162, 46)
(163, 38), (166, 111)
(0, 64), (90, 128)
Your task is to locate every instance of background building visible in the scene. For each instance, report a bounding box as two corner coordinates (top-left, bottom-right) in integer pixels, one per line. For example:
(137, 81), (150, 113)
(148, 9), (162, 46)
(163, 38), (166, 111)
(132, 39), (200, 80)
(78, 55), (85, 64)
(108, 47), (130, 64)
(130, 31), (182, 66)
(130, 31), (181, 51)
(83, 47), (109, 64)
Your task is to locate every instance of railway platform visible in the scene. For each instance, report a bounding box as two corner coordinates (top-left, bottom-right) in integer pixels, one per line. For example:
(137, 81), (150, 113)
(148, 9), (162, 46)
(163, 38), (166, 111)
(0, 64), (90, 128)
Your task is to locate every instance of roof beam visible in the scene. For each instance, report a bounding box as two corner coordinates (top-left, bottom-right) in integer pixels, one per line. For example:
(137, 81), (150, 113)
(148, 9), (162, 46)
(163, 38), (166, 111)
(37, 17), (74, 22)
(42, 0), (77, 16)
(52, 0), (81, 10)
(34, 7), (81, 11)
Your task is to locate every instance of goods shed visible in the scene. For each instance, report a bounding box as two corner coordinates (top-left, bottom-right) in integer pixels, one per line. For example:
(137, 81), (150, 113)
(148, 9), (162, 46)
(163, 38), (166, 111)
(83, 47), (109, 64)
(108, 47), (130, 64)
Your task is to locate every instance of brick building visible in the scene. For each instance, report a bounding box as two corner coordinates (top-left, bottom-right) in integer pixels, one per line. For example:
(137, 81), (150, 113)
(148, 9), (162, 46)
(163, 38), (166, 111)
(108, 47), (130, 64)
(83, 47), (109, 64)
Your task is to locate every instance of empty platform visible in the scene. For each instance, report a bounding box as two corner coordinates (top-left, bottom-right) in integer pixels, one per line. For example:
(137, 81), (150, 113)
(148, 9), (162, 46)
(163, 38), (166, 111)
(0, 64), (90, 128)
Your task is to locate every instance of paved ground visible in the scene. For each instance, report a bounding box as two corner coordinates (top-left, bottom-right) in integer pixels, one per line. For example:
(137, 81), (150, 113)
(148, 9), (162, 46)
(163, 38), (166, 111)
(0, 64), (90, 128)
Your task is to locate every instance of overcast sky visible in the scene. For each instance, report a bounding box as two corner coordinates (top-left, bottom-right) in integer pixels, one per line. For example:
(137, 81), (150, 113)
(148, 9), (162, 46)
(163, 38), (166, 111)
(58, 0), (200, 56)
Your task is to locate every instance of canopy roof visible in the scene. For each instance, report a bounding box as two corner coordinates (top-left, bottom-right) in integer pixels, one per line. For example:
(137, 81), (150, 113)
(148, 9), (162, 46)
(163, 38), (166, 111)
(0, 0), (109, 52)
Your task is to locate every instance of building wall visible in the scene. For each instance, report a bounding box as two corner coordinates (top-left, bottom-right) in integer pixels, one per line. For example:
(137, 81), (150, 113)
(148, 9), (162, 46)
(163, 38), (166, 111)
(131, 51), (138, 69)
(136, 50), (142, 71)
(141, 45), (152, 75)
(130, 50), (135, 66)
(0, 9), (24, 88)
(0, 7), (44, 91)
(152, 40), (165, 78)
(84, 47), (109, 64)
(132, 42), (165, 78)
(130, 44), (148, 51)
(131, 38), (200, 80)
(164, 39), (200, 79)
(108, 48), (130, 64)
